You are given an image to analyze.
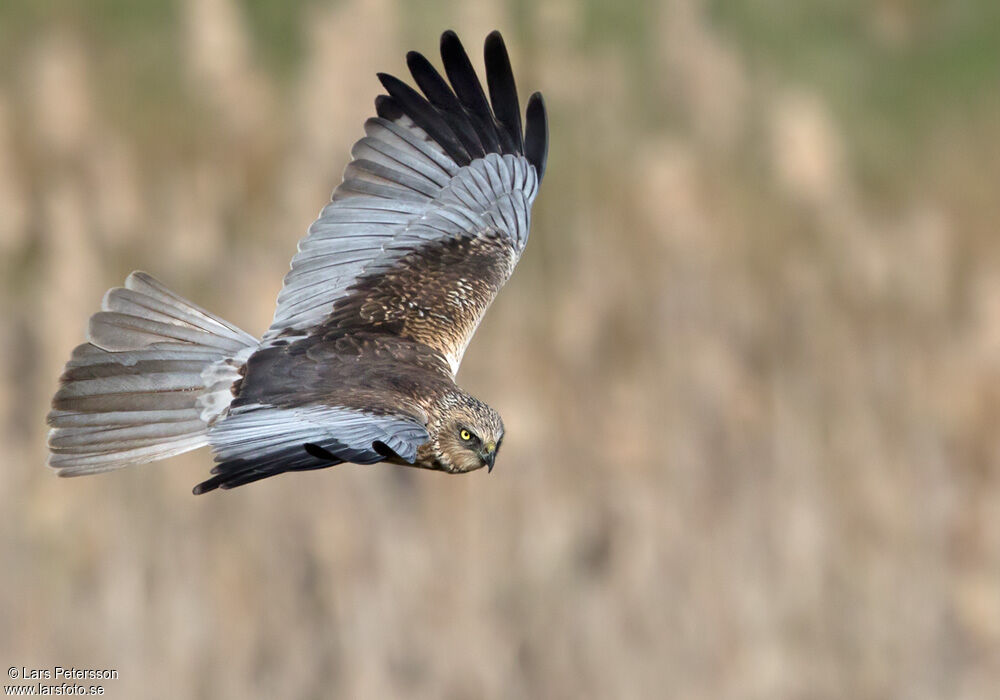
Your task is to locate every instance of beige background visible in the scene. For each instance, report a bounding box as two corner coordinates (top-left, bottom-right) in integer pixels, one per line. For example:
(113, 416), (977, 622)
(2, 0), (999, 697)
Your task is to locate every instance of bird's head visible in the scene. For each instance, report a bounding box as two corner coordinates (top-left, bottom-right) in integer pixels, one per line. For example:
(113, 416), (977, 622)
(430, 393), (504, 473)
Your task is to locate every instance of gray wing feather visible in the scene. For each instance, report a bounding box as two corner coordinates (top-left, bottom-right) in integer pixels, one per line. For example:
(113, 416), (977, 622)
(266, 142), (538, 343)
(210, 404), (429, 465)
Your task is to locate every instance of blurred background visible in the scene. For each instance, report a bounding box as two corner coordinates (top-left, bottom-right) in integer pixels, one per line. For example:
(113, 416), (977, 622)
(2, 0), (999, 697)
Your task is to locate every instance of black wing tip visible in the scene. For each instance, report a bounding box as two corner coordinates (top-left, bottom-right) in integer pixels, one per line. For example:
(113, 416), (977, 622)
(376, 71), (398, 90)
(303, 442), (338, 461)
(380, 30), (542, 167)
(192, 480), (215, 495)
(484, 30), (506, 52)
(371, 440), (396, 459)
(405, 50), (432, 75)
(439, 30), (473, 73)
(482, 29), (523, 154)
(525, 91), (548, 182)
(192, 464), (278, 494)
(440, 29), (463, 52)
(374, 94), (404, 121)
(379, 69), (473, 165)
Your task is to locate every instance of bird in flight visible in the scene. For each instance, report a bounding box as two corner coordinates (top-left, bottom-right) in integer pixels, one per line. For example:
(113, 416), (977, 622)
(46, 30), (548, 494)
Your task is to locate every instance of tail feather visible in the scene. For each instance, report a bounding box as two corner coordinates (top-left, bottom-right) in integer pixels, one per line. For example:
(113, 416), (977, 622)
(104, 273), (255, 348)
(48, 408), (202, 427)
(48, 435), (212, 474)
(48, 419), (208, 450)
(47, 272), (258, 476)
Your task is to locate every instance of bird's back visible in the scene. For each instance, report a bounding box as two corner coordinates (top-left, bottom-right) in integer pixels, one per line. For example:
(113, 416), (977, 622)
(232, 332), (456, 416)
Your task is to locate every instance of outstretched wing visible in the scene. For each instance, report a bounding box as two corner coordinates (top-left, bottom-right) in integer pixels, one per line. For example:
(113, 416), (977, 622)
(264, 30), (548, 376)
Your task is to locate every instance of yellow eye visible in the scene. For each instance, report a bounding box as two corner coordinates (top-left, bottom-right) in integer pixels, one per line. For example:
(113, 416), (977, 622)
(460, 429), (472, 441)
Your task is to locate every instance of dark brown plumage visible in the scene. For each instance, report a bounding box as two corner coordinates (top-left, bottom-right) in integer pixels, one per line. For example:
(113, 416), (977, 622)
(45, 30), (547, 494)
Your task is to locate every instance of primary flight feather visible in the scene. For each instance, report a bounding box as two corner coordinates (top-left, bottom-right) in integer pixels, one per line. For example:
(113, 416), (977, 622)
(46, 30), (548, 494)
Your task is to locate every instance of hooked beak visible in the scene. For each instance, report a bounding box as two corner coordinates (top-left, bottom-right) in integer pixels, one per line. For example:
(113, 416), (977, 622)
(481, 443), (496, 473)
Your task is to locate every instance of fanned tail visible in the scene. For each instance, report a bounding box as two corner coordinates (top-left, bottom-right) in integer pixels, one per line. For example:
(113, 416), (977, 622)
(47, 272), (258, 476)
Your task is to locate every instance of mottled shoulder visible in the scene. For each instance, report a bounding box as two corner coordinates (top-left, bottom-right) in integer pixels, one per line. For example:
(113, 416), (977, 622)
(315, 230), (516, 372)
